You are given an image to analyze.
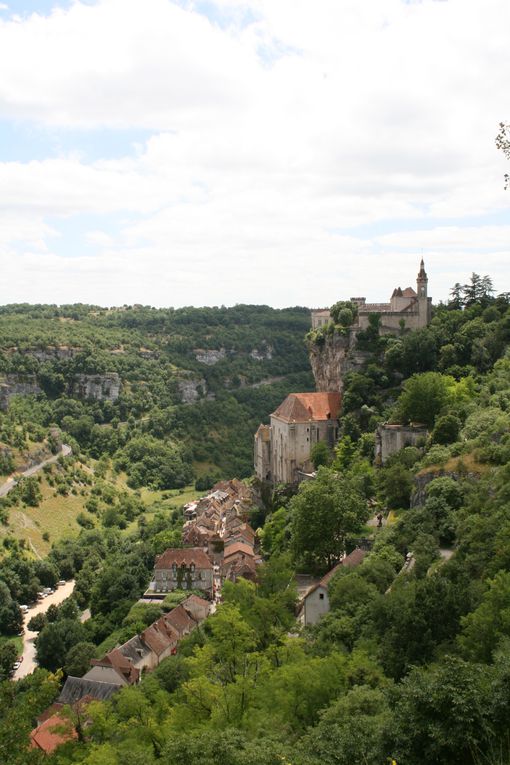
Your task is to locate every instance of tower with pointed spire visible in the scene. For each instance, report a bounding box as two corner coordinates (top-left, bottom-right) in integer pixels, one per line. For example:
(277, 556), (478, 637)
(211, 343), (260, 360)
(416, 258), (431, 327)
(417, 258), (428, 298)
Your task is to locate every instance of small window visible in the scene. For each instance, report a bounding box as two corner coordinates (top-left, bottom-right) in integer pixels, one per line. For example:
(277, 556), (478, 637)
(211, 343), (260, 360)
(319, 593), (324, 600)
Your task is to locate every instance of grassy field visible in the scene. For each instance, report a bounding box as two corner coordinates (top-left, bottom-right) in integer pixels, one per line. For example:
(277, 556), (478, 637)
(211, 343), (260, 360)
(0, 634), (23, 655)
(1, 457), (204, 556)
(0, 474), (90, 558)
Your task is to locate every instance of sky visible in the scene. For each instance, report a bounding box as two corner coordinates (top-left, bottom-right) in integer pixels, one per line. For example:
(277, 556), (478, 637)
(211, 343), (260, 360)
(0, 0), (508, 308)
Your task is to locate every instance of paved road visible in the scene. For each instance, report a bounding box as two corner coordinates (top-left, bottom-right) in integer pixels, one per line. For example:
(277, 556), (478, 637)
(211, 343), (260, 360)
(0, 444), (72, 498)
(13, 579), (75, 680)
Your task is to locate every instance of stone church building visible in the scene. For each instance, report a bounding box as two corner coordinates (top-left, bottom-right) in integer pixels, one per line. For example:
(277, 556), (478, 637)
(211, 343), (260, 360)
(254, 392), (341, 485)
(311, 259), (432, 333)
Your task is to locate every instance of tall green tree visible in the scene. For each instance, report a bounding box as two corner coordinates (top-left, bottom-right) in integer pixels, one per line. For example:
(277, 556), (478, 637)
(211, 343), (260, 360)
(290, 468), (368, 572)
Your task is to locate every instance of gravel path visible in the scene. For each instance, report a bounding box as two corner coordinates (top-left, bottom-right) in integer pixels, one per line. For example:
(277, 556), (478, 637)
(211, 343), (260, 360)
(13, 579), (75, 680)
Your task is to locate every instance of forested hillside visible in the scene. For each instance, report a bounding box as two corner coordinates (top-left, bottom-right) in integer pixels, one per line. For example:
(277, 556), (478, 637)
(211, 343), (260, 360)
(3, 281), (510, 764)
(0, 303), (313, 485)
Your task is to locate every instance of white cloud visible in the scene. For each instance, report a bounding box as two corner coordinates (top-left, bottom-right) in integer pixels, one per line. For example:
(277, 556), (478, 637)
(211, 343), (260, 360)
(0, 0), (508, 306)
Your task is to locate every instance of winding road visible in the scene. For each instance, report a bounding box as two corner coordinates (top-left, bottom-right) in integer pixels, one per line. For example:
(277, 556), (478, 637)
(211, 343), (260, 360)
(0, 444), (72, 498)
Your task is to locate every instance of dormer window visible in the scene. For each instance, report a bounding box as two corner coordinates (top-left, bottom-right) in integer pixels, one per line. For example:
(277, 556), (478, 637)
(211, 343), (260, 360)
(191, 563), (195, 573)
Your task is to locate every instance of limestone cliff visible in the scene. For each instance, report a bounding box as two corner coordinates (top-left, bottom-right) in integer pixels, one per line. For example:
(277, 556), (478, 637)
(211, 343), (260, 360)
(308, 331), (371, 392)
(71, 373), (121, 402)
(0, 375), (42, 410)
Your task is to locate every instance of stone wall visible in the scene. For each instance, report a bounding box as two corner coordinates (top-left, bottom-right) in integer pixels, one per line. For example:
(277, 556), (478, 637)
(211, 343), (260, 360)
(375, 423), (428, 465)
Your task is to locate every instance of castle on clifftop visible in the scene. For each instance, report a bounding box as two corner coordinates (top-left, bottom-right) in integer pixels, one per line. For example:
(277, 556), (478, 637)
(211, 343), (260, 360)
(311, 259), (432, 333)
(255, 260), (432, 486)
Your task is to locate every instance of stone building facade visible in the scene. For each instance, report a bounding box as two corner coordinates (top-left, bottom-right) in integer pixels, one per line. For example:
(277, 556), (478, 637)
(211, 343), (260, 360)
(151, 548), (213, 598)
(311, 259), (432, 333)
(375, 423), (428, 464)
(254, 391), (341, 485)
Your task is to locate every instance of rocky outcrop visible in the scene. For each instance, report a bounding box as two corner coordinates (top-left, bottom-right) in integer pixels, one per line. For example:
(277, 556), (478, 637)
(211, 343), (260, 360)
(4, 346), (82, 361)
(177, 377), (207, 403)
(250, 346), (273, 361)
(0, 372), (121, 407)
(194, 349), (227, 365)
(0, 375), (43, 410)
(70, 373), (121, 402)
(308, 331), (371, 392)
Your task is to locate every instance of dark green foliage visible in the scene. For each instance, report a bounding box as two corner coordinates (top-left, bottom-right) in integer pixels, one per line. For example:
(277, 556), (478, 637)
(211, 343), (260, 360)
(35, 618), (88, 671)
(377, 463), (413, 509)
(27, 612), (47, 632)
(299, 686), (391, 765)
(290, 467), (369, 572)
(432, 413), (461, 444)
(310, 440), (331, 468)
(0, 641), (17, 681)
(64, 641), (97, 677)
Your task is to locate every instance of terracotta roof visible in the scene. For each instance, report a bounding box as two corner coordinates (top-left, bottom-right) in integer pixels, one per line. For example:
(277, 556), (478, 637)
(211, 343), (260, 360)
(224, 541), (255, 559)
(141, 618), (179, 656)
(272, 392), (341, 423)
(164, 604), (197, 636)
(343, 547), (368, 568)
(320, 548), (368, 587)
(182, 594), (210, 609)
(30, 714), (77, 753)
(402, 287), (417, 297)
(155, 547), (213, 570)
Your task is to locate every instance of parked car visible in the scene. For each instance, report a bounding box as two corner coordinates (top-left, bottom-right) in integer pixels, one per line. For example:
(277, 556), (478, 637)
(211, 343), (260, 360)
(20, 605), (29, 613)
(57, 580), (66, 587)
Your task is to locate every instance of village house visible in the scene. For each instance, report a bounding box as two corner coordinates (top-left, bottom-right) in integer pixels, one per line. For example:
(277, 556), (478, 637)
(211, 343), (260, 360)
(83, 647), (140, 686)
(30, 712), (78, 754)
(311, 259), (432, 333)
(254, 391), (342, 485)
(151, 547), (214, 598)
(298, 548), (368, 627)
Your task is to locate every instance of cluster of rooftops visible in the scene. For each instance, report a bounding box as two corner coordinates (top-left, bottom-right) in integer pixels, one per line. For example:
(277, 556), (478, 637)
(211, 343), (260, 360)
(30, 593), (210, 753)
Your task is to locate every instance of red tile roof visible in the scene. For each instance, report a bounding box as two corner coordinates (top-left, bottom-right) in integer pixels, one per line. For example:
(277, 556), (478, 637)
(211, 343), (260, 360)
(141, 618), (179, 656)
(182, 594), (210, 609)
(155, 547), (213, 570)
(224, 541), (255, 559)
(402, 287), (417, 297)
(320, 548), (368, 587)
(164, 604), (196, 636)
(30, 713), (77, 753)
(272, 392), (341, 423)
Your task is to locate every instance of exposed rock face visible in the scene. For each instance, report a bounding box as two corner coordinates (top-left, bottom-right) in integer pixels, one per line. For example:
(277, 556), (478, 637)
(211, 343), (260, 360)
(308, 332), (371, 392)
(4, 346), (82, 361)
(194, 349), (226, 365)
(0, 375), (43, 410)
(71, 373), (121, 402)
(177, 377), (207, 403)
(0, 372), (121, 406)
(250, 346), (273, 361)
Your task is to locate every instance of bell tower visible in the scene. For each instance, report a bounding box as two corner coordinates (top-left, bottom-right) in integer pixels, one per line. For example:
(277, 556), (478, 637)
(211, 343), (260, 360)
(417, 258), (428, 298)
